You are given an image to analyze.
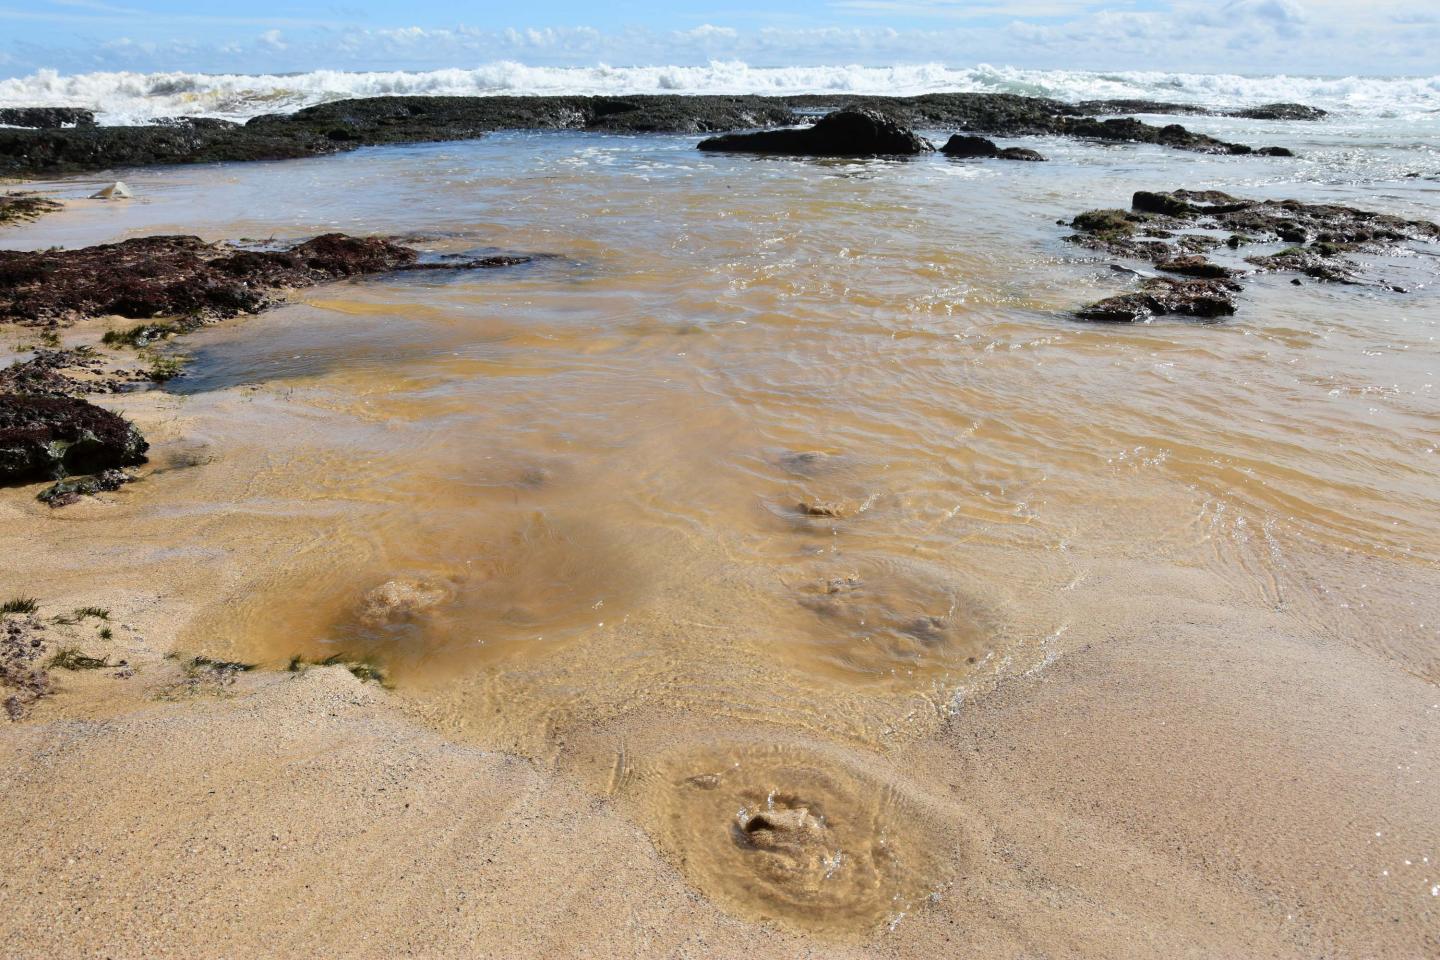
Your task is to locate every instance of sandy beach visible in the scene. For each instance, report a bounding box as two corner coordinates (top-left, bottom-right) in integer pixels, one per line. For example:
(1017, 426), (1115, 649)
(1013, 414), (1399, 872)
(2, 84), (1439, 958)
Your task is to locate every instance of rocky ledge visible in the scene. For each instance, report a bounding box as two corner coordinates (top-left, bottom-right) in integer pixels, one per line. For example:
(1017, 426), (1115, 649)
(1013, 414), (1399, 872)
(0, 233), (527, 327)
(1065, 189), (1440, 322)
(0, 107), (96, 129)
(0, 96), (797, 176)
(0, 93), (1298, 176)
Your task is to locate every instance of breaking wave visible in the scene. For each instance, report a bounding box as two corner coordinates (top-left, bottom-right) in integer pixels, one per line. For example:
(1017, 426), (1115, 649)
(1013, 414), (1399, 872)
(2, 62), (1438, 125)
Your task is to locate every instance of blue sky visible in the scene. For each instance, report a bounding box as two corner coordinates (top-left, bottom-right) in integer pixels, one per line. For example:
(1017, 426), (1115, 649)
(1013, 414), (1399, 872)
(1, 0), (1436, 78)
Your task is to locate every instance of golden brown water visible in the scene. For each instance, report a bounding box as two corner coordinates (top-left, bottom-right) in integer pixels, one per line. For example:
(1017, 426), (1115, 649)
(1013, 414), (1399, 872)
(4, 127), (1439, 936)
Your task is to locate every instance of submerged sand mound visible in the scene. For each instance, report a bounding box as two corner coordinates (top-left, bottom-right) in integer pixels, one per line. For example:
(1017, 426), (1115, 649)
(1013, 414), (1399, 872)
(642, 741), (959, 938)
(790, 556), (995, 682)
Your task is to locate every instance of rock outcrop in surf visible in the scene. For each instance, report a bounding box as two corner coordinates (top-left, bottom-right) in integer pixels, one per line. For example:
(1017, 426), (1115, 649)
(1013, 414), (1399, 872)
(941, 135), (1046, 161)
(1065, 189), (1440, 321)
(697, 109), (933, 156)
(0, 93), (1298, 176)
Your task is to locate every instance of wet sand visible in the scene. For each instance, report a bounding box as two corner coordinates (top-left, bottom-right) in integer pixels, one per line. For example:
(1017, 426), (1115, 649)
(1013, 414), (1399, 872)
(3, 123), (1439, 956)
(3, 563), (1436, 958)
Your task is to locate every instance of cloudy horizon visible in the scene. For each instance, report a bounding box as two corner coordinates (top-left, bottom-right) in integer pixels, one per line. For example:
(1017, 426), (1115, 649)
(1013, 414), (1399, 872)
(1, 0), (1437, 79)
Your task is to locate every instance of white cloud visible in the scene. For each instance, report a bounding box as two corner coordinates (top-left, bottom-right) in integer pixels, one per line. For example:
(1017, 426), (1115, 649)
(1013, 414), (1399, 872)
(834, 0), (1118, 16)
(2, 2), (1439, 78)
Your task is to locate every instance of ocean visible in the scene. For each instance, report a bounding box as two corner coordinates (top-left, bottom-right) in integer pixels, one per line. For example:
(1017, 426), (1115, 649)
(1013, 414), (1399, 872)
(3, 62), (1440, 125)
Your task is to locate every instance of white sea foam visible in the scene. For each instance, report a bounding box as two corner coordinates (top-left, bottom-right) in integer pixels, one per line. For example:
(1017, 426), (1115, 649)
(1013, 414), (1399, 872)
(1, 62), (1437, 125)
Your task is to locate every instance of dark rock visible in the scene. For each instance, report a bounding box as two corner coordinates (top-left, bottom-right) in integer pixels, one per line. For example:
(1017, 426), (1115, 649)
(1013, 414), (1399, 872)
(1235, 103), (1327, 121)
(0, 395), (149, 484)
(37, 468), (132, 507)
(1133, 189), (1252, 216)
(1076, 277), (1240, 323)
(1132, 190), (1197, 216)
(698, 109), (932, 156)
(0, 107), (95, 129)
(0, 232), (526, 327)
(1066, 207), (1179, 261)
(1257, 146), (1295, 157)
(941, 135), (998, 158)
(1073, 208), (1139, 234)
(941, 136), (1045, 161)
(0, 124), (347, 177)
(1058, 117), (1248, 155)
(1157, 255), (1233, 278)
(785, 93), (1278, 155)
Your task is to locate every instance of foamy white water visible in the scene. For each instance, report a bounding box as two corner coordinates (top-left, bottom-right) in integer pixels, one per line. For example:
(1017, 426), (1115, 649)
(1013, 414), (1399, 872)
(2, 61), (1439, 125)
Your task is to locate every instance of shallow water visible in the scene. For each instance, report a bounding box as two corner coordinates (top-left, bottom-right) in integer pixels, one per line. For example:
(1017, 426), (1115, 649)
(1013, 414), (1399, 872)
(4, 115), (1440, 935)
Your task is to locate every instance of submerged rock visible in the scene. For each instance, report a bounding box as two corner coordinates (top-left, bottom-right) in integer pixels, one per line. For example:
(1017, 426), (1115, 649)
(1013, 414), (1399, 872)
(37, 469), (132, 507)
(698, 109), (933, 157)
(1076, 277), (1240, 323)
(0, 394), (149, 484)
(0, 232), (527, 326)
(357, 579), (450, 626)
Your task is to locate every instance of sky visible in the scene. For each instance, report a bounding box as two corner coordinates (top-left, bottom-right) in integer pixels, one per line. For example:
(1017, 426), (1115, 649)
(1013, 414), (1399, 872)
(0, 0), (1436, 79)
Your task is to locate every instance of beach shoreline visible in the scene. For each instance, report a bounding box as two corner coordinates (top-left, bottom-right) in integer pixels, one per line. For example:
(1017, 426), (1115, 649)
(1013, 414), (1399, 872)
(2, 96), (1438, 956)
